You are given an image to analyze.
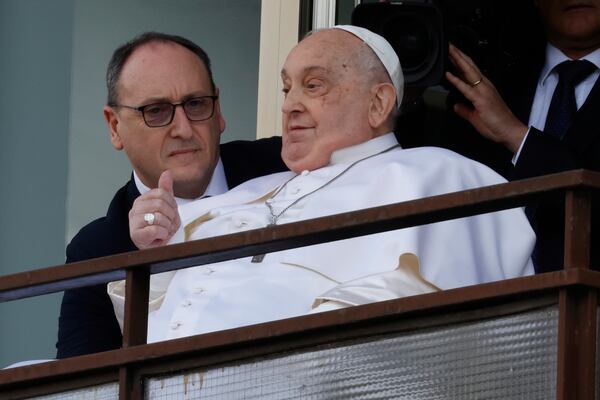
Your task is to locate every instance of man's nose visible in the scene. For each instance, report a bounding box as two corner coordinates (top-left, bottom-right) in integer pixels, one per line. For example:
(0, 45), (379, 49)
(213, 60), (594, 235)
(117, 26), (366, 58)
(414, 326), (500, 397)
(169, 105), (194, 139)
(281, 88), (305, 114)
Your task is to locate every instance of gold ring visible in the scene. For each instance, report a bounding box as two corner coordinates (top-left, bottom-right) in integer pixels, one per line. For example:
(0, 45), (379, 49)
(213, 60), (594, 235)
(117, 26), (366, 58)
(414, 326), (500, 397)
(470, 78), (483, 87)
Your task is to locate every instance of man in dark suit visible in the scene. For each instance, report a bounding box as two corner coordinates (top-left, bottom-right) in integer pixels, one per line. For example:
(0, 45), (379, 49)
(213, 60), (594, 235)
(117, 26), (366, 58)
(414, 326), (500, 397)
(56, 32), (286, 358)
(444, 0), (600, 273)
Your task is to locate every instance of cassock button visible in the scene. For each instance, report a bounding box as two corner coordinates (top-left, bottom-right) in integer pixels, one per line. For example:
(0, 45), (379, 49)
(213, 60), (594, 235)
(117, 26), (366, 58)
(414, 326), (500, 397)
(301, 170), (309, 176)
(193, 287), (205, 294)
(291, 187), (301, 194)
(170, 321), (183, 330)
(201, 267), (214, 275)
(181, 299), (192, 307)
(234, 219), (247, 228)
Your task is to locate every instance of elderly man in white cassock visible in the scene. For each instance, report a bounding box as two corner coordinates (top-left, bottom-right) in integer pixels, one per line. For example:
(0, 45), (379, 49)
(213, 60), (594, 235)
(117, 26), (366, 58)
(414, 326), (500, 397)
(112, 26), (535, 343)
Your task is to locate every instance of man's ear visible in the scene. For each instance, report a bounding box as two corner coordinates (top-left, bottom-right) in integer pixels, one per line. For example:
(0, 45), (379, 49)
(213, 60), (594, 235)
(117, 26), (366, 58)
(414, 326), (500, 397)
(368, 82), (396, 130)
(104, 106), (124, 151)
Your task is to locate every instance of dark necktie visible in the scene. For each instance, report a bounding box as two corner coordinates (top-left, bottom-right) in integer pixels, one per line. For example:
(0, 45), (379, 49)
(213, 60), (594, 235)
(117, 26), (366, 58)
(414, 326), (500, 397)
(543, 60), (596, 139)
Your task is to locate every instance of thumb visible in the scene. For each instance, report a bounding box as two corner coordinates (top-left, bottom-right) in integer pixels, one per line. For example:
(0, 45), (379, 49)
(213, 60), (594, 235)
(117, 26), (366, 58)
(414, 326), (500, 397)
(158, 170), (174, 195)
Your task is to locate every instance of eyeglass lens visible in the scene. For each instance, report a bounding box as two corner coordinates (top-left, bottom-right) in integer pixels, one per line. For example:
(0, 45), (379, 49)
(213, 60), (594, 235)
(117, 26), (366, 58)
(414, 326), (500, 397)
(142, 97), (215, 127)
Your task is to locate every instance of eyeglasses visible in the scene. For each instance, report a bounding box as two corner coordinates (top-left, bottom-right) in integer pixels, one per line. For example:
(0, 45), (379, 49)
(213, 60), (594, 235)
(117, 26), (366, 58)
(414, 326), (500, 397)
(111, 95), (218, 128)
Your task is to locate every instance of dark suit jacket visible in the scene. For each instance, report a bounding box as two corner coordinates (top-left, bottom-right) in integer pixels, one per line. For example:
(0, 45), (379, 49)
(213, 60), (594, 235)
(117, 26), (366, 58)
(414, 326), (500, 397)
(56, 137), (286, 358)
(511, 74), (600, 272)
(439, 44), (600, 273)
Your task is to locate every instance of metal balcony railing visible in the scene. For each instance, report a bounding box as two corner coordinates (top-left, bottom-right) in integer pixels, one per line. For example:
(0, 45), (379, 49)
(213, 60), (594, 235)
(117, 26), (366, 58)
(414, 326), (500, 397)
(0, 169), (598, 400)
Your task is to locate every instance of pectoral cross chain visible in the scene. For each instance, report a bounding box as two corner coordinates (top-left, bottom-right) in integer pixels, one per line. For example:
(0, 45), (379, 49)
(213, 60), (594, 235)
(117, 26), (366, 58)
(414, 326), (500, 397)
(251, 222), (275, 263)
(249, 144), (400, 264)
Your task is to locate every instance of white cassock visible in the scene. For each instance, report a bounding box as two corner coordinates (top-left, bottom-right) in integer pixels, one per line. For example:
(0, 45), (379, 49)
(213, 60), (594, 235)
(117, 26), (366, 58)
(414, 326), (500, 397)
(108, 133), (535, 343)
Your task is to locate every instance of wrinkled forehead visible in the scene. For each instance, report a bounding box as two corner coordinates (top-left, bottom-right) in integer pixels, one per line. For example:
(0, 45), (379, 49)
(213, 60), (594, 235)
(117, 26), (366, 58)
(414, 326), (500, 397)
(282, 29), (363, 78)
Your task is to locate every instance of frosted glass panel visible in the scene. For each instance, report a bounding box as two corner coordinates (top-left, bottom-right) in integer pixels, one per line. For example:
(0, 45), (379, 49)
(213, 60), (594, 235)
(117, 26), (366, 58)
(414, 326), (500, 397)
(146, 306), (558, 399)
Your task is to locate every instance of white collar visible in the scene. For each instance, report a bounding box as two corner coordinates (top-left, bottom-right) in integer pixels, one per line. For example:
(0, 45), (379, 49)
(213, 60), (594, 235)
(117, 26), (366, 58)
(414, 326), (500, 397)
(539, 44), (600, 87)
(329, 132), (400, 166)
(133, 158), (228, 206)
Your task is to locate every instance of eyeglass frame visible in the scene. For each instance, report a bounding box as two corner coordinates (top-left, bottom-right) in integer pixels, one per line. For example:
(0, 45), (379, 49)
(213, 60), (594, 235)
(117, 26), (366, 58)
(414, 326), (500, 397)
(109, 95), (219, 128)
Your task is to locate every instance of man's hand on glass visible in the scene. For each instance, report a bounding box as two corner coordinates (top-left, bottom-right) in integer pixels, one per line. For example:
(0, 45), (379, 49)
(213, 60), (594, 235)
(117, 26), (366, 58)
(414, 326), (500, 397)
(445, 43), (528, 155)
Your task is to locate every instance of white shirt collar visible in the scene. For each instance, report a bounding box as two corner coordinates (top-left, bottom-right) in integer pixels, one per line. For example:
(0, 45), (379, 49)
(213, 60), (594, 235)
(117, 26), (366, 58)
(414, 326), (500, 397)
(539, 43), (600, 87)
(133, 158), (228, 206)
(329, 132), (400, 166)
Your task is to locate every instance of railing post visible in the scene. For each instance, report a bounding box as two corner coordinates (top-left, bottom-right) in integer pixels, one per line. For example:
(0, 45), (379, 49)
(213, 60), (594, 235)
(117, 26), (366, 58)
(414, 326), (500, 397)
(564, 189), (592, 270)
(119, 267), (150, 400)
(557, 188), (596, 400)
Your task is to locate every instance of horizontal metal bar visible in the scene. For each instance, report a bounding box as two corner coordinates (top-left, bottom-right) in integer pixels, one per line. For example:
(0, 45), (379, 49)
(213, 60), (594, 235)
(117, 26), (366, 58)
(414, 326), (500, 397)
(0, 271), (125, 302)
(1, 169), (599, 302)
